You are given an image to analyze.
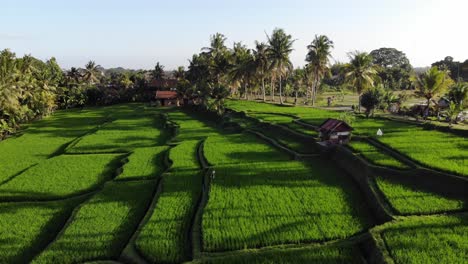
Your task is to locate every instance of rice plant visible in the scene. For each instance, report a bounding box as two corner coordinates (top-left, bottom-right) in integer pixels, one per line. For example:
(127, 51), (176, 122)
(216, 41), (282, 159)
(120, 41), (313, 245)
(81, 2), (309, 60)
(381, 214), (468, 264)
(116, 146), (168, 180)
(202, 160), (374, 252)
(33, 180), (155, 263)
(375, 176), (466, 214)
(0, 199), (79, 263)
(0, 154), (123, 200)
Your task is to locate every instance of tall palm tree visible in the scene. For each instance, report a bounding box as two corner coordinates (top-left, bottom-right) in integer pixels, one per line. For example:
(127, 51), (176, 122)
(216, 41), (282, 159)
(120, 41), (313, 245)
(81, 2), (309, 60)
(253, 41), (270, 101)
(152, 62), (165, 80)
(412, 66), (453, 117)
(305, 35), (334, 106)
(202, 33), (231, 89)
(173, 66), (185, 81)
(230, 42), (254, 99)
(345, 51), (379, 112)
(83, 61), (101, 84)
(202, 33), (228, 57)
(266, 28), (294, 104)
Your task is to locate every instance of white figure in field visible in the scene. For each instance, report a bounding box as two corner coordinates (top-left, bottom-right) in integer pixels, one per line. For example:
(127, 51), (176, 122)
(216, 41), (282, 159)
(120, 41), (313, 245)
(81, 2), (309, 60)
(377, 129), (383, 136)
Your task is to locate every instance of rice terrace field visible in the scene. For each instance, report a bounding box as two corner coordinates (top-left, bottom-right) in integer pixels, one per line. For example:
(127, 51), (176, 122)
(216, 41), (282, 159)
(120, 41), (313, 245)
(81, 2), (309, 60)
(0, 101), (467, 264)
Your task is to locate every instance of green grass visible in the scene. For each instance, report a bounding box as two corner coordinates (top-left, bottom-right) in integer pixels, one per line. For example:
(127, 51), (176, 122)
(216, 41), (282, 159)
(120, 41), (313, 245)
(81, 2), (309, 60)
(349, 141), (410, 169)
(167, 110), (221, 142)
(169, 140), (201, 169)
(33, 180), (155, 263)
(283, 122), (319, 137)
(375, 176), (466, 214)
(68, 110), (166, 153)
(135, 137), (202, 263)
(253, 128), (316, 154)
(202, 160), (374, 252)
(203, 134), (291, 165)
(116, 146), (168, 180)
(380, 214), (468, 264)
(198, 244), (364, 264)
(227, 99), (468, 176)
(0, 154), (122, 200)
(0, 107), (109, 183)
(0, 199), (79, 263)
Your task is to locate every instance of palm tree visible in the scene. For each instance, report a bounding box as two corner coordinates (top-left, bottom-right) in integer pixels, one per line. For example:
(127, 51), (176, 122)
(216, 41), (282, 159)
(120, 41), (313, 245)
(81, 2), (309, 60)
(202, 33), (228, 57)
(66, 67), (82, 86)
(230, 42), (254, 99)
(173, 66), (185, 81)
(152, 62), (165, 80)
(412, 66), (453, 118)
(83, 61), (101, 84)
(345, 51), (379, 112)
(305, 35), (334, 106)
(266, 28), (295, 104)
(448, 81), (468, 109)
(202, 33), (231, 89)
(253, 41), (270, 101)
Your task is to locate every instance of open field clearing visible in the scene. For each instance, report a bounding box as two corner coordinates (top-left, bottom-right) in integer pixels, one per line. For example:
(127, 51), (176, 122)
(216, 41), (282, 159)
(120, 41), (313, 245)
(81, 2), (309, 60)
(135, 129), (203, 263)
(252, 127), (317, 154)
(202, 160), (374, 252)
(375, 176), (467, 214)
(169, 140), (201, 169)
(33, 180), (155, 263)
(204, 134), (291, 165)
(349, 141), (410, 169)
(167, 110), (222, 142)
(0, 103), (466, 263)
(226, 100), (468, 176)
(68, 106), (167, 153)
(0, 199), (79, 263)
(380, 214), (468, 263)
(0, 108), (109, 182)
(116, 146), (168, 180)
(136, 170), (202, 263)
(0, 154), (122, 200)
(198, 244), (364, 264)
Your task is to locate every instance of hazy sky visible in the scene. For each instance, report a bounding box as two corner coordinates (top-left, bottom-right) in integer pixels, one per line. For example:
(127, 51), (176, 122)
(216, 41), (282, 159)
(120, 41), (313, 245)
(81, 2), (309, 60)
(2, 0), (467, 70)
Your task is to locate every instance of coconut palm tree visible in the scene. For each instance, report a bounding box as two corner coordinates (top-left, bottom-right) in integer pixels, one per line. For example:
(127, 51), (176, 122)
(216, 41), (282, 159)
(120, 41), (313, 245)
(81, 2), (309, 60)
(152, 62), (165, 80)
(266, 28), (294, 104)
(83, 61), (101, 84)
(230, 42), (254, 99)
(202, 33), (228, 57)
(173, 66), (185, 81)
(305, 35), (334, 106)
(253, 41), (270, 101)
(412, 66), (453, 118)
(345, 51), (379, 112)
(448, 81), (468, 109)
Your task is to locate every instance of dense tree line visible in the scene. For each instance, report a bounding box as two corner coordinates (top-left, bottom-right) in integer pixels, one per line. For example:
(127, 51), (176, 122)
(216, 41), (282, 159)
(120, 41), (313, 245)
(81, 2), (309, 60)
(2, 29), (467, 137)
(0, 49), (154, 138)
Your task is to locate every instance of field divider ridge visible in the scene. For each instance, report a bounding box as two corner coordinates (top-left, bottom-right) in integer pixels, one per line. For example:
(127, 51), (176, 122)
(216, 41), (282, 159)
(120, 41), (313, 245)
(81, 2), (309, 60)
(191, 140), (213, 260)
(119, 132), (174, 263)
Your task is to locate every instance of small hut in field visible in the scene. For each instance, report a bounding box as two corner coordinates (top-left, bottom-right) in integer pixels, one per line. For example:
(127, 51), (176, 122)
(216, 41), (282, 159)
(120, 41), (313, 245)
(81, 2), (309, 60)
(317, 118), (353, 144)
(155, 90), (180, 106)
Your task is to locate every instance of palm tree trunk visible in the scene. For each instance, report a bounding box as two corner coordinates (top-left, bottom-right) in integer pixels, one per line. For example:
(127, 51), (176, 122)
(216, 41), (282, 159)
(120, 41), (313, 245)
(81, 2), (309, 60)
(358, 93), (361, 113)
(262, 78), (266, 102)
(294, 90), (298, 105)
(279, 75), (283, 104)
(271, 78), (275, 102)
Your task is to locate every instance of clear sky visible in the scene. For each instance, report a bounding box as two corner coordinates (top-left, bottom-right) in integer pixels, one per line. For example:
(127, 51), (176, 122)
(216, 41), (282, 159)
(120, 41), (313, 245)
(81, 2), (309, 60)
(2, 0), (467, 70)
